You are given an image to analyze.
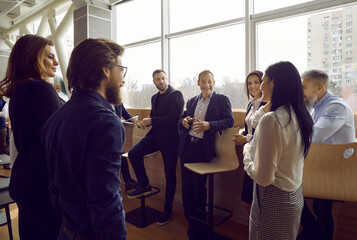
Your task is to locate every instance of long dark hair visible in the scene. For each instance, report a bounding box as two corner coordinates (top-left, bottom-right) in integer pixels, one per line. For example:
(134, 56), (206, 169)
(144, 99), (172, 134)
(265, 61), (313, 157)
(244, 70), (263, 99)
(0, 34), (53, 97)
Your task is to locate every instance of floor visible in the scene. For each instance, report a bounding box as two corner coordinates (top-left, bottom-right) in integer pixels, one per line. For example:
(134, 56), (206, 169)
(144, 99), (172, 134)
(0, 167), (249, 240)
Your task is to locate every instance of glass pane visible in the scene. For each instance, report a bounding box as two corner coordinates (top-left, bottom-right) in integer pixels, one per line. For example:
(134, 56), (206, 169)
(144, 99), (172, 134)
(170, 0), (244, 33)
(257, 4), (357, 112)
(121, 42), (161, 108)
(170, 24), (246, 109)
(115, 0), (161, 44)
(254, 0), (314, 14)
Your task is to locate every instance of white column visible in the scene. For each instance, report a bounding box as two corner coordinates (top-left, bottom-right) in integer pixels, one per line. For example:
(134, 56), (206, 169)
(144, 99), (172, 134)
(161, 0), (170, 77)
(4, 38), (15, 49)
(48, 6), (73, 96)
(37, 11), (50, 37)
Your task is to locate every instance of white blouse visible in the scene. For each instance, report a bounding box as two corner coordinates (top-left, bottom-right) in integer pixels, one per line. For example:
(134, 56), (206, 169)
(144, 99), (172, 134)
(243, 105), (304, 192)
(245, 97), (264, 142)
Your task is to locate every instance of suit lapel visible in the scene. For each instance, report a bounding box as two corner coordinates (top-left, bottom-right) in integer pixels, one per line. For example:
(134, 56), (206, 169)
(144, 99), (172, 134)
(205, 91), (217, 121)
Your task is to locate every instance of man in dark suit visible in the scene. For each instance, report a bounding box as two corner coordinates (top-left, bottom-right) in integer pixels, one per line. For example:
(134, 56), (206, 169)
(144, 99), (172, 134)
(127, 69), (184, 226)
(178, 70), (234, 240)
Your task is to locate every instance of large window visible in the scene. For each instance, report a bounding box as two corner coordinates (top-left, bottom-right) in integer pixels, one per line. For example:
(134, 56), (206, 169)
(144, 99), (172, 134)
(256, 4), (357, 112)
(114, 0), (357, 112)
(169, 0), (244, 33)
(257, 15), (308, 75)
(254, 0), (314, 14)
(116, 0), (160, 44)
(170, 24), (245, 108)
(121, 42), (161, 108)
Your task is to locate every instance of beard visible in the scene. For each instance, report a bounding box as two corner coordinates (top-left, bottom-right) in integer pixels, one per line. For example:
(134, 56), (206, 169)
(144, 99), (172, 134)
(106, 81), (122, 105)
(305, 93), (318, 112)
(155, 83), (168, 92)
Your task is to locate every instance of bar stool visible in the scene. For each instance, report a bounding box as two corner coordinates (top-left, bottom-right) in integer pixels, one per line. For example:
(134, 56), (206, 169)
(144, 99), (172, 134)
(122, 124), (161, 228)
(302, 142), (357, 201)
(184, 127), (239, 240)
(0, 175), (14, 240)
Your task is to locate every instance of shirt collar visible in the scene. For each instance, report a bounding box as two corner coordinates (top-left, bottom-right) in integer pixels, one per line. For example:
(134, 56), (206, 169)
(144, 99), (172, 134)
(72, 90), (113, 112)
(252, 96), (262, 104)
(199, 91), (214, 100)
(314, 90), (333, 110)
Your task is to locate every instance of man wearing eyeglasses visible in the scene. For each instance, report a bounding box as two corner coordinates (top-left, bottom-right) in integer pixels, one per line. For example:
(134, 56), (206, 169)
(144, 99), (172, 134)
(127, 69), (184, 226)
(41, 38), (127, 240)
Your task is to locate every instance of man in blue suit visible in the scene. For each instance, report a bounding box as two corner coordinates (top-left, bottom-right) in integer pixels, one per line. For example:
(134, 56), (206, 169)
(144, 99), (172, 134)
(178, 70), (234, 240)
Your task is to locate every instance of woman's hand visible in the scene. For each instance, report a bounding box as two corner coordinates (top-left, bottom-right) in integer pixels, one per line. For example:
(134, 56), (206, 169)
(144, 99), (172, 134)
(232, 133), (247, 146)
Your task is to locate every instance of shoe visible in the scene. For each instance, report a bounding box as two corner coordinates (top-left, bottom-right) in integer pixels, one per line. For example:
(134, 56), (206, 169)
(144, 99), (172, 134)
(157, 211), (173, 226)
(297, 230), (317, 240)
(124, 178), (138, 192)
(127, 185), (152, 198)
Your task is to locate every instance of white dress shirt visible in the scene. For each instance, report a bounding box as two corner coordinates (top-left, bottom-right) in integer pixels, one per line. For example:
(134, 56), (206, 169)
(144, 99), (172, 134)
(244, 105), (304, 192)
(245, 97), (263, 142)
(189, 93), (212, 139)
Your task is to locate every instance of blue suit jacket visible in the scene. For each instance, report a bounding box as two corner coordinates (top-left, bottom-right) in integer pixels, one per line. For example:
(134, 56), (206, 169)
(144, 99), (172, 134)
(178, 91), (234, 161)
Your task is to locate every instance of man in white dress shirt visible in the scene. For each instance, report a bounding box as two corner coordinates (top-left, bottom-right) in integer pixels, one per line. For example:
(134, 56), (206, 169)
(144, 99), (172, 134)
(299, 69), (355, 240)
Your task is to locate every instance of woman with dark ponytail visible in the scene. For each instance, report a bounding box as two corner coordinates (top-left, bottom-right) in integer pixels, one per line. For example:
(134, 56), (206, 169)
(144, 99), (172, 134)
(243, 61), (313, 240)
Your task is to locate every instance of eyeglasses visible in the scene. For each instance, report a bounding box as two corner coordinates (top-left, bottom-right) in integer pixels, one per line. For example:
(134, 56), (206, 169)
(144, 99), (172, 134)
(115, 64), (128, 78)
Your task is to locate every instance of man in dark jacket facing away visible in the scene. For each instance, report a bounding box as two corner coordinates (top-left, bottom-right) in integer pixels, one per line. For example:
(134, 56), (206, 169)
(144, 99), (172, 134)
(127, 69), (184, 226)
(41, 38), (127, 240)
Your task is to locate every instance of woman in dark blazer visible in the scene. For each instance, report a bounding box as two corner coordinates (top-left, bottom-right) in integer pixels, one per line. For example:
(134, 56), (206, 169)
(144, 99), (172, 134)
(0, 34), (62, 239)
(233, 70), (267, 214)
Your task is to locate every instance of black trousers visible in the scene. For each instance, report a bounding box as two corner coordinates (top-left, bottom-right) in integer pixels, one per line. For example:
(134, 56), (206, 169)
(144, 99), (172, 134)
(128, 134), (178, 213)
(120, 157), (131, 183)
(181, 139), (209, 240)
(300, 198), (334, 240)
(16, 191), (61, 240)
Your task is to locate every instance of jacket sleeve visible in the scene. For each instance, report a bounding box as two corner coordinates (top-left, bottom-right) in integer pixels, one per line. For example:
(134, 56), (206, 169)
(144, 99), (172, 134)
(312, 103), (346, 143)
(86, 116), (127, 239)
(208, 95), (234, 132)
(151, 91), (184, 127)
(178, 98), (193, 130)
(243, 114), (281, 187)
(121, 104), (133, 121)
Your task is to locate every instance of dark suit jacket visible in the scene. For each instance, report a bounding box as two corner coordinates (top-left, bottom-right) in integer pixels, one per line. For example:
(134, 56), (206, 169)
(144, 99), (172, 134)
(148, 85), (184, 148)
(178, 91), (234, 161)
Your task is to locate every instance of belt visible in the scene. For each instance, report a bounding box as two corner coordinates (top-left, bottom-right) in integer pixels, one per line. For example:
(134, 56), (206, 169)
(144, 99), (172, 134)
(188, 136), (203, 143)
(63, 226), (95, 240)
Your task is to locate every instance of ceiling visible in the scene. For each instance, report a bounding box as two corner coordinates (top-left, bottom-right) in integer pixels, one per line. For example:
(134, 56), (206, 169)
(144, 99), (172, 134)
(0, 0), (125, 36)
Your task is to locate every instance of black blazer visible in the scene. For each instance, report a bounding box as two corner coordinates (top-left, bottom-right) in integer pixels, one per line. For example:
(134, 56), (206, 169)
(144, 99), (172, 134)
(178, 91), (234, 161)
(148, 85), (184, 147)
(244, 100), (267, 137)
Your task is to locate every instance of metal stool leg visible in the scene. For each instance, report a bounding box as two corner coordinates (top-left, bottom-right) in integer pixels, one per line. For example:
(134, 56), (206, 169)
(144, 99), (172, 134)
(5, 205), (13, 240)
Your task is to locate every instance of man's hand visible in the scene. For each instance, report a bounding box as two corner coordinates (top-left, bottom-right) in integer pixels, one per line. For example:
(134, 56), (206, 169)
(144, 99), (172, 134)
(139, 117), (152, 130)
(182, 116), (195, 129)
(192, 119), (210, 133)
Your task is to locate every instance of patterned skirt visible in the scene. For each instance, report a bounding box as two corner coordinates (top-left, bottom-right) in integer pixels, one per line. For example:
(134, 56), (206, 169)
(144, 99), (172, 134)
(249, 183), (303, 240)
